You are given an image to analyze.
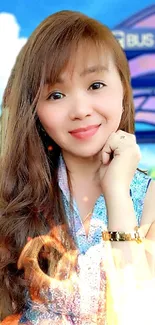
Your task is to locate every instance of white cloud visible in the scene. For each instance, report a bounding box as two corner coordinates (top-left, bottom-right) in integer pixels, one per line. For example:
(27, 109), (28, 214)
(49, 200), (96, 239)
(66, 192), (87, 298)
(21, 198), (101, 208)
(0, 12), (27, 107)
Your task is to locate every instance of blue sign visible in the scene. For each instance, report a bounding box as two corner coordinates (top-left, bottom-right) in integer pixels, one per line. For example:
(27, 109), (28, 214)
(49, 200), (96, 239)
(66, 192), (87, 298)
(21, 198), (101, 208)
(112, 29), (155, 51)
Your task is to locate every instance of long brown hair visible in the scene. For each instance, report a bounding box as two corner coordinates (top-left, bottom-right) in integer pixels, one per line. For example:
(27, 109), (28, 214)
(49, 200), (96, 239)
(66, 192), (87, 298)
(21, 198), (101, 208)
(0, 10), (135, 320)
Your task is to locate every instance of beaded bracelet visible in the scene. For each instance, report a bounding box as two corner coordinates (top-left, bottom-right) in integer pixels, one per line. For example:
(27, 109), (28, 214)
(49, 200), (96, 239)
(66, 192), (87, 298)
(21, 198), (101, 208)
(102, 226), (143, 244)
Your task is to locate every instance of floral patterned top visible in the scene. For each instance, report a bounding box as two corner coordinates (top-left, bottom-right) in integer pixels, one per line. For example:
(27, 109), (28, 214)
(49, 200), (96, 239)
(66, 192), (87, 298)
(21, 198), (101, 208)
(18, 155), (151, 325)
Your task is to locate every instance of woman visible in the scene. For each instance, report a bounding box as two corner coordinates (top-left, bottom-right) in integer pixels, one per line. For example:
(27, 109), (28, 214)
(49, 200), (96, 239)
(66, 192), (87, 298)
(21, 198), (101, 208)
(0, 10), (155, 324)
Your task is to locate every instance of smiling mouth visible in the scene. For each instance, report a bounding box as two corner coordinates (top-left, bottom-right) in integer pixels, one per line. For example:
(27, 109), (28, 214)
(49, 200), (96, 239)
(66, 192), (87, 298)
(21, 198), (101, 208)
(69, 124), (101, 140)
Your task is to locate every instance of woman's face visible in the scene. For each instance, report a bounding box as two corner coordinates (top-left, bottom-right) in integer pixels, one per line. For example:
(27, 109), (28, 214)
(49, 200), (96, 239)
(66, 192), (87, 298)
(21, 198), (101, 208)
(37, 43), (124, 158)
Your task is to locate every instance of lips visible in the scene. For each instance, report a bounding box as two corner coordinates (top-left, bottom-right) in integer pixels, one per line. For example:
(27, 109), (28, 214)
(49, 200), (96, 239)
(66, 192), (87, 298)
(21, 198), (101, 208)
(69, 124), (100, 134)
(69, 124), (101, 140)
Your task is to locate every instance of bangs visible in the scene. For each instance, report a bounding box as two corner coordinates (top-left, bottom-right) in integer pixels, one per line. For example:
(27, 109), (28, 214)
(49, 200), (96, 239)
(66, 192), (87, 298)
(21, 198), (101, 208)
(25, 11), (126, 107)
(40, 19), (114, 87)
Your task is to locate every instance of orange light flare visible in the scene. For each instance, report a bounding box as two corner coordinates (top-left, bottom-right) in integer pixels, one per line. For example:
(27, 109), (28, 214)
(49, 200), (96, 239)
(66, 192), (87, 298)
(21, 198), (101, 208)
(2, 224), (155, 324)
(47, 145), (53, 151)
(83, 196), (89, 202)
(0, 315), (21, 325)
(17, 225), (79, 304)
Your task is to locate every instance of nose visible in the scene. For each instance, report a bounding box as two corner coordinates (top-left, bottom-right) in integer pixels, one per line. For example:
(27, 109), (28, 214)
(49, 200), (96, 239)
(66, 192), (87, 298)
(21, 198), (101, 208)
(69, 93), (93, 120)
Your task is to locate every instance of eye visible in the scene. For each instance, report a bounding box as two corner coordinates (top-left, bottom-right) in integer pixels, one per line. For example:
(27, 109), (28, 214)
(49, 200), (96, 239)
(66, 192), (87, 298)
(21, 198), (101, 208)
(47, 91), (65, 101)
(89, 82), (106, 90)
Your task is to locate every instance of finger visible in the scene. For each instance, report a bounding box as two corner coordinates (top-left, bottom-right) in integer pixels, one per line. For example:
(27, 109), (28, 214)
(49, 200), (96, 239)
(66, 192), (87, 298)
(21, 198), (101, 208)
(102, 151), (111, 165)
(102, 133), (117, 156)
(102, 131), (138, 160)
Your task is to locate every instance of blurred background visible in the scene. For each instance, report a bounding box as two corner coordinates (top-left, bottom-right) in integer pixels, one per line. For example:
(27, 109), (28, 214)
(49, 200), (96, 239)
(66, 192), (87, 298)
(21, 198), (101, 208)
(0, 1), (155, 177)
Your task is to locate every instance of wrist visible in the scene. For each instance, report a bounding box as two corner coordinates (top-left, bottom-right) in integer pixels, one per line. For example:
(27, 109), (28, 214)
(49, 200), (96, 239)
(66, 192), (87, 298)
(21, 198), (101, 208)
(103, 185), (131, 202)
(104, 190), (137, 232)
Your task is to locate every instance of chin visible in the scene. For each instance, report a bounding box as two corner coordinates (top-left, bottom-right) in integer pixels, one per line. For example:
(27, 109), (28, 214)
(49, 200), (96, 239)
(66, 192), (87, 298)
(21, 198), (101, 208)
(70, 146), (103, 159)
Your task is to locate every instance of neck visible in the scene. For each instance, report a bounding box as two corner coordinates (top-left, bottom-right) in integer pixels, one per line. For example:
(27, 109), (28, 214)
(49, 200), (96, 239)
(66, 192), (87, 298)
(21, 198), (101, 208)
(62, 150), (101, 185)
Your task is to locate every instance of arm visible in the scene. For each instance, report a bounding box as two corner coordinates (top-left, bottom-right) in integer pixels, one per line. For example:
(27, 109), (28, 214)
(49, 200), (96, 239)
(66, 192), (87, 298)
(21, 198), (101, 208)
(99, 131), (155, 324)
(104, 180), (155, 271)
(99, 131), (155, 271)
(101, 181), (155, 325)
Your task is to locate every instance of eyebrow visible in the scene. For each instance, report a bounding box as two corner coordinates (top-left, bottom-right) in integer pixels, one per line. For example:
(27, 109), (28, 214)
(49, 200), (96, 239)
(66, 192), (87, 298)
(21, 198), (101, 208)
(54, 65), (108, 84)
(80, 65), (109, 77)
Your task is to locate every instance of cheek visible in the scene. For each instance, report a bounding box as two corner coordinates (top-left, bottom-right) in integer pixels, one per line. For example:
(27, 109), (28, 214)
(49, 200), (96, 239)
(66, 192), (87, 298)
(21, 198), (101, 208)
(98, 103), (123, 121)
(40, 113), (64, 144)
(37, 106), (63, 132)
(97, 90), (123, 118)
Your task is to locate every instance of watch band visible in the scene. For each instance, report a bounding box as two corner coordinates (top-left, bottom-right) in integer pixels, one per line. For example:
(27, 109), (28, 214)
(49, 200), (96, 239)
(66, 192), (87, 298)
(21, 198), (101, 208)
(102, 226), (143, 243)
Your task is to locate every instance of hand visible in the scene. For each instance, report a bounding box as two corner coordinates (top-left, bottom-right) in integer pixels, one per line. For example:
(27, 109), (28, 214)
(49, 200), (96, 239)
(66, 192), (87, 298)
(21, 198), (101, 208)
(99, 130), (141, 196)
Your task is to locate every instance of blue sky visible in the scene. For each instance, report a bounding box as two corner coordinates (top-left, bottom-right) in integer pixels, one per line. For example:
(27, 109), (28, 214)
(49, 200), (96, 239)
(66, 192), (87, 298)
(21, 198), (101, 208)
(0, 0), (154, 37)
